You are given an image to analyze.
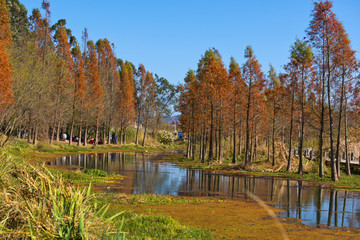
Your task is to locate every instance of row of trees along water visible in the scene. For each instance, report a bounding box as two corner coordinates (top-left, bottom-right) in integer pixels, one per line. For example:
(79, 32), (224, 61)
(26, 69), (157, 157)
(0, 0), (177, 147)
(178, 0), (360, 181)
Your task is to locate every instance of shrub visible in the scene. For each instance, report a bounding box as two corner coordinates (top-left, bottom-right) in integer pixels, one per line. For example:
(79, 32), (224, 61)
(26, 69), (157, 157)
(157, 130), (174, 145)
(83, 169), (108, 177)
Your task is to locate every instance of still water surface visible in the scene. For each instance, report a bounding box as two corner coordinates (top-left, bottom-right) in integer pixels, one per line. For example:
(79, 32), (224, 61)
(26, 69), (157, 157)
(47, 151), (360, 229)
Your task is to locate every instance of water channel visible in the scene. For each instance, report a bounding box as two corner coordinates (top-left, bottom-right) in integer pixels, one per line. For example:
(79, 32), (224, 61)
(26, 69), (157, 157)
(46, 151), (360, 229)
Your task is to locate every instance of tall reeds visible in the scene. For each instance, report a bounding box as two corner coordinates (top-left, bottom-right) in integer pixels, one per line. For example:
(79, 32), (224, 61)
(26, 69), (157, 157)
(0, 153), (123, 239)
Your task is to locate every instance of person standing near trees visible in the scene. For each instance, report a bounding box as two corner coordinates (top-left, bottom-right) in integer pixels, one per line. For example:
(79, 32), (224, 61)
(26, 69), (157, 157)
(113, 133), (118, 144)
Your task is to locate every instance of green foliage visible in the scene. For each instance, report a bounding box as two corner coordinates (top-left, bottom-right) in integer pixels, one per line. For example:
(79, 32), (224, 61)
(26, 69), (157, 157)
(101, 193), (210, 206)
(157, 130), (174, 145)
(155, 74), (178, 117)
(83, 169), (108, 177)
(5, 0), (29, 42)
(291, 38), (313, 65)
(125, 128), (136, 141)
(119, 212), (212, 240)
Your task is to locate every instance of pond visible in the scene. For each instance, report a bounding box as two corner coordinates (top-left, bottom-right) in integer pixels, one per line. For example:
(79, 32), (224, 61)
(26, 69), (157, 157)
(46, 151), (360, 229)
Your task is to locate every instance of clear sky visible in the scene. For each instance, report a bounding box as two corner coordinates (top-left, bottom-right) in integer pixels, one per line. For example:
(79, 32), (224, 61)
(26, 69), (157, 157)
(22, 0), (360, 85)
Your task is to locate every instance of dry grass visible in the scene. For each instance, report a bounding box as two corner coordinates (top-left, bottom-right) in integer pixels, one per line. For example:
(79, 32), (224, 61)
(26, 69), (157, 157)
(0, 153), (124, 239)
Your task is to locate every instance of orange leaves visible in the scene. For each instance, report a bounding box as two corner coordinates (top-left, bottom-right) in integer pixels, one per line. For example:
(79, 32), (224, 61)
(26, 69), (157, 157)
(197, 48), (229, 106)
(0, 0), (13, 112)
(118, 60), (136, 126)
(0, 0), (11, 49)
(0, 47), (13, 111)
(72, 45), (86, 101)
(85, 40), (103, 113)
(54, 26), (74, 90)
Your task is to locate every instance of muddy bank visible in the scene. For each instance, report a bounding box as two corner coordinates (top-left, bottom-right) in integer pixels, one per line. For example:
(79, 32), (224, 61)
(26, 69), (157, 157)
(111, 197), (359, 239)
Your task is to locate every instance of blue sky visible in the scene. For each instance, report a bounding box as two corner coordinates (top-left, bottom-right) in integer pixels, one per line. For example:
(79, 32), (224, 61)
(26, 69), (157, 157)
(22, 0), (360, 85)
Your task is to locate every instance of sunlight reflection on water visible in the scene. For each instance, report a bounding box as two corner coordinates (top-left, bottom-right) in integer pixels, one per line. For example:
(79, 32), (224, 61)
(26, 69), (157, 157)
(47, 151), (360, 228)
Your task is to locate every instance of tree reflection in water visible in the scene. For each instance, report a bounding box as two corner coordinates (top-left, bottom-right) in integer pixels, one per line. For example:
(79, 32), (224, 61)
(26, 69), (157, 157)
(48, 152), (360, 228)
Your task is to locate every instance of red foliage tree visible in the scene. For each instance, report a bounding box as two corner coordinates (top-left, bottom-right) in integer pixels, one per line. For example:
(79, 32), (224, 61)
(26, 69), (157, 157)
(0, 0), (13, 112)
(86, 40), (103, 145)
(118, 60), (136, 144)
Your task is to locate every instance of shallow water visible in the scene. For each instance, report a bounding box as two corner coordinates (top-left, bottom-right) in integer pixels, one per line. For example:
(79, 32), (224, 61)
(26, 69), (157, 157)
(47, 151), (360, 228)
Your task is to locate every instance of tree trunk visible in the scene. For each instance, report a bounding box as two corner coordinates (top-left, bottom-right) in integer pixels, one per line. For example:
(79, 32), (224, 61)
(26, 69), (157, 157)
(287, 85), (295, 172)
(267, 133), (270, 162)
(202, 127), (206, 163)
(233, 102), (237, 164)
(191, 115), (196, 161)
(298, 70), (305, 175)
(272, 100), (276, 166)
(33, 126), (38, 145)
(108, 90), (113, 144)
(69, 93), (76, 145)
(69, 118), (74, 145)
(21, 127), (26, 139)
(78, 124), (82, 146)
(123, 128), (126, 144)
(78, 113), (82, 146)
(201, 126), (206, 163)
(253, 126), (257, 161)
(186, 133), (191, 159)
(199, 130), (203, 161)
(319, 71), (325, 177)
(102, 123), (106, 145)
(327, 54), (338, 181)
(28, 128), (32, 143)
(135, 108), (141, 144)
(95, 119), (99, 146)
(119, 128), (123, 145)
(56, 121), (60, 142)
(219, 118), (223, 163)
(142, 124), (147, 146)
(107, 119), (112, 144)
(238, 120), (242, 158)
(344, 95), (351, 176)
(250, 129), (254, 162)
(298, 104), (305, 175)
(215, 126), (218, 161)
(135, 124), (140, 145)
(84, 121), (88, 146)
(50, 116), (56, 144)
(208, 103), (214, 161)
(335, 71), (345, 178)
(245, 82), (251, 165)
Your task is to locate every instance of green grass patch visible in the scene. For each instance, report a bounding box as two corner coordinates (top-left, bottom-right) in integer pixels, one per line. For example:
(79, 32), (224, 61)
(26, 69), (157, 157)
(98, 193), (211, 206)
(119, 212), (212, 240)
(4, 138), (184, 161)
(48, 169), (121, 184)
(83, 169), (108, 177)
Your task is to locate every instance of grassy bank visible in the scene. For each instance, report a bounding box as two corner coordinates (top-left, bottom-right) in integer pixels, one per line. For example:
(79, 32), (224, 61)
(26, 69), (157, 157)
(6, 138), (184, 159)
